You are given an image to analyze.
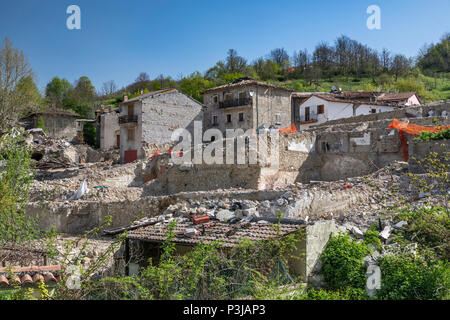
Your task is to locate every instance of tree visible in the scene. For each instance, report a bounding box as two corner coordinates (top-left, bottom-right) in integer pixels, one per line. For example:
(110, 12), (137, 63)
(416, 33), (449, 74)
(380, 48), (392, 72)
(292, 49), (310, 71)
(101, 80), (118, 96)
(225, 49), (247, 74)
(45, 77), (73, 108)
(179, 72), (214, 102)
(391, 54), (411, 81)
(270, 48), (290, 69)
(135, 72), (150, 83)
(0, 37), (35, 129)
(0, 129), (38, 244)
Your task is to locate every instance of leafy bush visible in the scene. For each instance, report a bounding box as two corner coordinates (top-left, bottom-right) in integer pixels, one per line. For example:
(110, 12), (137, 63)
(414, 129), (450, 141)
(299, 287), (368, 300)
(396, 206), (450, 259)
(377, 254), (449, 300)
(321, 233), (369, 290)
(0, 129), (38, 243)
(364, 229), (382, 252)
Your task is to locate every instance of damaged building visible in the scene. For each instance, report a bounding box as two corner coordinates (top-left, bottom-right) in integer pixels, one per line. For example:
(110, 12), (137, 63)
(202, 78), (294, 139)
(20, 108), (81, 142)
(119, 89), (204, 163)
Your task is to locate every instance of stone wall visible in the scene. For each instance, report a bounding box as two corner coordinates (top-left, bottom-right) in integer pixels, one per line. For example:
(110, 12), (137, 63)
(141, 90), (203, 144)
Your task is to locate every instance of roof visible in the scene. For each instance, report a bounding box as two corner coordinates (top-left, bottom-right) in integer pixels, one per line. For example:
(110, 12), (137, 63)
(0, 265), (61, 288)
(201, 80), (294, 94)
(25, 108), (80, 118)
(299, 93), (403, 107)
(127, 217), (305, 248)
(377, 92), (418, 102)
(122, 88), (204, 106)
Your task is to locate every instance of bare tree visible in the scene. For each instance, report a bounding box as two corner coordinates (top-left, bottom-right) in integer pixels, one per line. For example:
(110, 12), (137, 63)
(0, 37), (35, 129)
(391, 54), (411, 80)
(292, 49), (310, 71)
(101, 80), (118, 96)
(135, 72), (150, 83)
(225, 49), (247, 74)
(380, 48), (392, 72)
(270, 48), (290, 69)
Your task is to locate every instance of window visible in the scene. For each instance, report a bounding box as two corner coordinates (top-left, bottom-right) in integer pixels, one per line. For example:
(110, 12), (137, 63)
(224, 93), (233, 102)
(238, 92), (247, 105)
(275, 114), (281, 125)
(212, 115), (218, 125)
(226, 114), (232, 123)
(317, 105), (325, 114)
(239, 113), (244, 122)
(371, 108), (376, 114)
(305, 107), (310, 121)
(212, 95), (218, 104)
(127, 128), (135, 141)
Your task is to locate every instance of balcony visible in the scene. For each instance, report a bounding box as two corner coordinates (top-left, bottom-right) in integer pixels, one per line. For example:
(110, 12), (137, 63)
(297, 113), (318, 124)
(219, 97), (252, 109)
(119, 115), (138, 126)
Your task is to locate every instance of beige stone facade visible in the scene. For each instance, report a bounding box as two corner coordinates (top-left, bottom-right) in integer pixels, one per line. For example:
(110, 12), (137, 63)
(202, 80), (293, 140)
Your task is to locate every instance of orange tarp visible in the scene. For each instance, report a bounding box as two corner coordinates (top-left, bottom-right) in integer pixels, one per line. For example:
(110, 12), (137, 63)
(388, 118), (450, 135)
(278, 124), (298, 133)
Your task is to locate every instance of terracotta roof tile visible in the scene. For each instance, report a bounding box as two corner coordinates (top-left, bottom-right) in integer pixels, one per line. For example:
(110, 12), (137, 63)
(201, 80), (294, 94)
(0, 265), (61, 287)
(127, 218), (305, 247)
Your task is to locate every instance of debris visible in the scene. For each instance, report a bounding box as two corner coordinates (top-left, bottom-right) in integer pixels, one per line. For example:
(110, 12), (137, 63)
(216, 210), (235, 222)
(380, 225), (392, 240)
(394, 221), (408, 229)
(68, 180), (87, 200)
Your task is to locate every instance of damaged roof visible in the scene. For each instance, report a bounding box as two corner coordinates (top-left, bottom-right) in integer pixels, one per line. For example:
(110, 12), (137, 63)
(201, 80), (294, 94)
(127, 217), (305, 248)
(0, 265), (61, 288)
(24, 107), (80, 118)
(122, 88), (204, 107)
(377, 92), (418, 102)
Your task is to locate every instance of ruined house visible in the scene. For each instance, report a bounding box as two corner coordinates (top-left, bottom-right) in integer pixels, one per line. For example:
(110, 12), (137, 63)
(119, 89), (204, 164)
(95, 107), (121, 151)
(121, 215), (337, 282)
(20, 108), (80, 142)
(201, 79), (293, 140)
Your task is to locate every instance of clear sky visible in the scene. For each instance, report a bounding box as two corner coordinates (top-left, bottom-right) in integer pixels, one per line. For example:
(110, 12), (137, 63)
(0, 0), (449, 91)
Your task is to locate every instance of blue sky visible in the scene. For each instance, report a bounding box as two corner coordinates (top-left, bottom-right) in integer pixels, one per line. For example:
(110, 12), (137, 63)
(0, 0), (449, 91)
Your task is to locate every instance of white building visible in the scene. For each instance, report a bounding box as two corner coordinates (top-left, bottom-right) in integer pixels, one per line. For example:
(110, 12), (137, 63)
(293, 94), (399, 130)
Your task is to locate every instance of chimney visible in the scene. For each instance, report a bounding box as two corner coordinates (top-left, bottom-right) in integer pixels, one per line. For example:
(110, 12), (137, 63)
(123, 95), (128, 102)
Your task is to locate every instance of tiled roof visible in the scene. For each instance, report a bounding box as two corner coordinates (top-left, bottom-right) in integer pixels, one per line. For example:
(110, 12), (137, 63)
(201, 80), (294, 94)
(300, 93), (403, 107)
(127, 217), (305, 248)
(377, 92), (417, 102)
(122, 88), (204, 107)
(26, 108), (80, 118)
(0, 265), (61, 288)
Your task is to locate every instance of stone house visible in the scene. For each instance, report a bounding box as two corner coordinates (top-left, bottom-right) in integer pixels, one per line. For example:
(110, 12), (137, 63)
(201, 79), (293, 140)
(21, 108), (80, 142)
(119, 89), (204, 163)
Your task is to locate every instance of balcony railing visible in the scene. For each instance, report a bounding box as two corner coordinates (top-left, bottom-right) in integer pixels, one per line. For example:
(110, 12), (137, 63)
(219, 97), (252, 109)
(119, 115), (138, 124)
(298, 113), (318, 124)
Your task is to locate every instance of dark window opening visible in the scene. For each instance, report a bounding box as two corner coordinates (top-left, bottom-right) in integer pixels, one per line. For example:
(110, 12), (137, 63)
(317, 105), (325, 114)
(227, 114), (232, 123)
(239, 113), (244, 121)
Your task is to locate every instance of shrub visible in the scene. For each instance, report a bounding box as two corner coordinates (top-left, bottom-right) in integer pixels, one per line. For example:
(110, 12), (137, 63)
(364, 229), (382, 252)
(299, 287), (368, 300)
(321, 233), (369, 290)
(377, 254), (449, 300)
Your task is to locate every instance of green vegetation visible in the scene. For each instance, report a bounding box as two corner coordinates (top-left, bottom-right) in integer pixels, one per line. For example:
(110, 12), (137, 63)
(320, 233), (369, 292)
(0, 129), (38, 243)
(414, 128), (450, 141)
(35, 116), (47, 134)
